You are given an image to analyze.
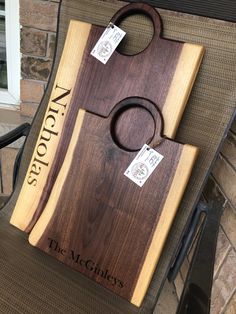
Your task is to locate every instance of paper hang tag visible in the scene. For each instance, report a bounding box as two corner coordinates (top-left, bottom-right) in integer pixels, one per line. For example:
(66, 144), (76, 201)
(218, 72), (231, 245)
(91, 22), (126, 64)
(124, 144), (164, 187)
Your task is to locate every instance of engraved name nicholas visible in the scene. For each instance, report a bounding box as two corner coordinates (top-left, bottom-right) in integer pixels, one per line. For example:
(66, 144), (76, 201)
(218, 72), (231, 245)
(27, 84), (71, 186)
(48, 238), (124, 289)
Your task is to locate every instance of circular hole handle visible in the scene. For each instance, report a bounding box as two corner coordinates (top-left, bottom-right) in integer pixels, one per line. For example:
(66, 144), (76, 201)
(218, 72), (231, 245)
(110, 97), (164, 150)
(110, 3), (162, 40)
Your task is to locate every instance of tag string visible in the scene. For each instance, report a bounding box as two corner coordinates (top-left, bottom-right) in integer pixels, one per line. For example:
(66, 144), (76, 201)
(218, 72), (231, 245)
(149, 135), (167, 149)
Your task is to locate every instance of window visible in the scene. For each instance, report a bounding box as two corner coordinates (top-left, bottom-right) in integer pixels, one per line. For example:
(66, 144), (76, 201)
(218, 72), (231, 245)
(0, 1), (7, 89)
(0, 0), (20, 108)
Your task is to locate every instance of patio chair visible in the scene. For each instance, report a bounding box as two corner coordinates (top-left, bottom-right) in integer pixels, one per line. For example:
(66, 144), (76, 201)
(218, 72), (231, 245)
(0, 1), (235, 313)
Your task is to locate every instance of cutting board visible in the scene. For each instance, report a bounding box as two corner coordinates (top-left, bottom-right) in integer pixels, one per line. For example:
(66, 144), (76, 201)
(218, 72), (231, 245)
(10, 3), (204, 232)
(29, 97), (198, 307)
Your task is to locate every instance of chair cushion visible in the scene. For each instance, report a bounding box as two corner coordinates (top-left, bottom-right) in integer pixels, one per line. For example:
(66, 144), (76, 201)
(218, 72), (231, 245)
(0, 214), (139, 314)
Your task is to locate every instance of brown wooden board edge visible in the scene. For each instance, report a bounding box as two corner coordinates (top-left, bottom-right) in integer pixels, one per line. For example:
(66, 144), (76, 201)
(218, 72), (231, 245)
(131, 144), (199, 306)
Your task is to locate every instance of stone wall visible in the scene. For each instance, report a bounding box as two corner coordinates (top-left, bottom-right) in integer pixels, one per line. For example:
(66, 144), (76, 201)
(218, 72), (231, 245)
(174, 120), (236, 313)
(0, 1), (236, 313)
(0, 0), (59, 200)
(20, 0), (59, 117)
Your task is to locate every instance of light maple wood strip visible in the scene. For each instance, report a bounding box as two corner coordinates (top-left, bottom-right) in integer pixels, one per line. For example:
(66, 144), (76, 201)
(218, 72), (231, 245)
(10, 22), (91, 231)
(163, 44), (205, 138)
(29, 109), (85, 245)
(131, 144), (198, 306)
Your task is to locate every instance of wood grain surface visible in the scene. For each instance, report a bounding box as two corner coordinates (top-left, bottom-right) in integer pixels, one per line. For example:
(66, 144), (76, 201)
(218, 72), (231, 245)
(75, 6), (204, 137)
(10, 3), (203, 234)
(29, 97), (198, 306)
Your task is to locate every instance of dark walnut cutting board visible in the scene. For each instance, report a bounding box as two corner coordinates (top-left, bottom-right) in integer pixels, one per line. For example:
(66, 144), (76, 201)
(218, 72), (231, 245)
(10, 3), (204, 233)
(29, 97), (198, 307)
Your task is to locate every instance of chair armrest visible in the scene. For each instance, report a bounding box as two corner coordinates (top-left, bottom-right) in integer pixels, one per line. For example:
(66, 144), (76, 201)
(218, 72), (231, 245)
(168, 202), (208, 281)
(0, 123), (31, 149)
(0, 123), (31, 197)
(176, 200), (224, 314)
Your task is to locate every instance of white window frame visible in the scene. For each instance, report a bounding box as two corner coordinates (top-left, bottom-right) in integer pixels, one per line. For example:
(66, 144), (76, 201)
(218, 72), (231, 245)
(0, 0), (20, 109)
